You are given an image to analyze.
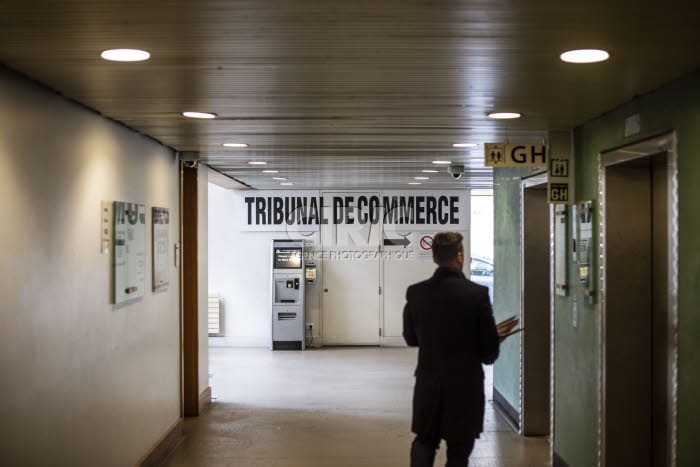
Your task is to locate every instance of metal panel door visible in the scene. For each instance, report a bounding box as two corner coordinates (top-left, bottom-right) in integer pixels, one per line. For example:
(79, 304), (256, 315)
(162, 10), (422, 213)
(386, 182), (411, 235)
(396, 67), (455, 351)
(321, 192), (381, 345)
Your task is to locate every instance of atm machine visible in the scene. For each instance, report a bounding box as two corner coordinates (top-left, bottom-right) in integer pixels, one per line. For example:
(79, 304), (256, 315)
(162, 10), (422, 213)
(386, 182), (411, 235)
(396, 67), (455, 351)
(271, 240), (306, 350)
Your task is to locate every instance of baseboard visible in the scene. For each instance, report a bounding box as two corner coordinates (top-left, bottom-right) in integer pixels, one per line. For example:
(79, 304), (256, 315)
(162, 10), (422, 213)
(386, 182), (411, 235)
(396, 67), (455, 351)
(208, 336), (268, 347)
(381, 336), (408, 347)
(492, 387), (520, 432)
(553, 450), (570, 467)
(198, 386), (212, 415)
(136, 417), (183, 467)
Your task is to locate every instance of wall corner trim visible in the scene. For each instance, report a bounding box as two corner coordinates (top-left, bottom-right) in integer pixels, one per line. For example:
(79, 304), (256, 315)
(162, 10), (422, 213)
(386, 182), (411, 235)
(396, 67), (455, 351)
(492, 387), (520, 432)
(135, 417), (184, 467)
(198, 386), (212, 415)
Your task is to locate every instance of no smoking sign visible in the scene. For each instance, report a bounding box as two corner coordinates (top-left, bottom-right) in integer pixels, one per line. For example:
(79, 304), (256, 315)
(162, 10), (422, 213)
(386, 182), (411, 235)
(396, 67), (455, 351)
(417, 233), (437, 257)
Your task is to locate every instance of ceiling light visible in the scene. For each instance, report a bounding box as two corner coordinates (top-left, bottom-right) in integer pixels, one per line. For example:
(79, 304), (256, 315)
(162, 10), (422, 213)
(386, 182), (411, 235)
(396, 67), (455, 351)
(488, 112), (521, 119)
(422, 170), (438, 173)
(280, 182), (294, 186)
(262, 170), (279, 173)
(560, 49), (610, 64)
(415, 177), (429, 180)
(223, 143), (248, 148)
(452, 143), (477, 148)
(273, 177), (288, 180)
(408, 182), (422, 185)
(432, 160), (452, 164)
(248, 161), (267, 165)
(183, 111), (217, 119)
(101, 49), (150, 62)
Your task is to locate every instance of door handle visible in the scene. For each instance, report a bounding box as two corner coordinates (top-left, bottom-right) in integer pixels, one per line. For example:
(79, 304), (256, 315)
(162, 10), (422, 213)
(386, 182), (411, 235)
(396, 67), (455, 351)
(324, 288), (328, 293)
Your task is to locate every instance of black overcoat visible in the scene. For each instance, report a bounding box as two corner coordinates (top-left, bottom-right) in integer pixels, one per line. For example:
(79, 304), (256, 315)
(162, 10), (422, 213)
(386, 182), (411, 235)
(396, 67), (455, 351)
(403, 267), (500, 441)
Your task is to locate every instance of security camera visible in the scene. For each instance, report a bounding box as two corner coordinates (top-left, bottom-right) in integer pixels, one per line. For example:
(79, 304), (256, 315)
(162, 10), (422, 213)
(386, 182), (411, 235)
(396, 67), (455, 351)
(179, 151), (200, 169)
(448, 165), (465, 179)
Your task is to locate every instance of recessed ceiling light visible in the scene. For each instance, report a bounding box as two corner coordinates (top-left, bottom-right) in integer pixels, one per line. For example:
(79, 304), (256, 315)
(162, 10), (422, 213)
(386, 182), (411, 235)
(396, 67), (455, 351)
(408, 182), (422, 185)
(248, 161), (267, 165)
(273, 177), (288, 181)
(415, 176), (430, 180)
(262, 170), (279, 173)
(488, 112), (521, 119)
(452, 143), (478, 148)
(183, 111), (217, 119)
(280, 182), (294, 186)
(223, 143), (248, 148)
(560, 49), (610, 64)
(101, 49), (150, 62)
(432, 160), (452, 164)
(422, 169), (438, 173)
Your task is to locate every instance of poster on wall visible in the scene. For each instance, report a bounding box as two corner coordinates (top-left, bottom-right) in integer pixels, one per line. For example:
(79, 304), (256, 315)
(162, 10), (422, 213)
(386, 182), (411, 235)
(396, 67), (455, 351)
(152, 207), (170, 293)
(113, 201), (146, 304)
(240, 190), (469, 233)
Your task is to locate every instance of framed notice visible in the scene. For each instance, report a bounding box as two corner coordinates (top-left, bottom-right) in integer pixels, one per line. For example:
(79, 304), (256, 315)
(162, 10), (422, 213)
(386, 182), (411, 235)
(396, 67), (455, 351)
(113, 201), (146, 304)
(152, 207), (170, 292)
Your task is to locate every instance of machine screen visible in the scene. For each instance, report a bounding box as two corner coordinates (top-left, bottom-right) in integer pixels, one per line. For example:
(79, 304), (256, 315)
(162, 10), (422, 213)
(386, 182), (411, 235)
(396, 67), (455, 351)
(274, 248), (302, 269)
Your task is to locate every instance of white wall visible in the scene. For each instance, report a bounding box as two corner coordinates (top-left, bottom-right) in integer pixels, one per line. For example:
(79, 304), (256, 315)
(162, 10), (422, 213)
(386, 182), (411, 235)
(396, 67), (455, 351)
(208, 186), (470, 347)
(208, 185), (322, 347)
(0, 68), (181, 465)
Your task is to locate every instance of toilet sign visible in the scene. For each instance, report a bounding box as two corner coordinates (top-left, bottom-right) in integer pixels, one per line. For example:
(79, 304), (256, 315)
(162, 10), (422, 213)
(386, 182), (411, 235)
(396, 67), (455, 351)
(547, 153), (573, 205)
(485, 142), (548, 167)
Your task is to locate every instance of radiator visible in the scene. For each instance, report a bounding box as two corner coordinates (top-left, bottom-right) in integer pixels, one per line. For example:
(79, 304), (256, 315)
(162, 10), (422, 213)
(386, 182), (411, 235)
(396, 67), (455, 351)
(208, 293), (222, 336)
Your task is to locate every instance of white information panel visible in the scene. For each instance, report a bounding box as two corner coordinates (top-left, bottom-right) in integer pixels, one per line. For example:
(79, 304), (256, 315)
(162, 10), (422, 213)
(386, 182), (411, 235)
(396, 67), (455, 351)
(152, 207), (169, 293)
(113, 201), (146, 304)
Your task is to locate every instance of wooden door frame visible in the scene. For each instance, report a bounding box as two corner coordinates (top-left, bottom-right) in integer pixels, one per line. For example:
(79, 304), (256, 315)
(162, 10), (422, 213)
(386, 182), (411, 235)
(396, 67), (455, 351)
(181, 162), (200, 416)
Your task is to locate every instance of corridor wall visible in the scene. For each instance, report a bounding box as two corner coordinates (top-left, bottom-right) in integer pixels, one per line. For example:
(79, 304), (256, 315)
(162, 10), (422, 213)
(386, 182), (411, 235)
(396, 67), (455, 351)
(0, 67), (181, 466)
(494, 69), (700, 466)
(562, 70), (700, 467)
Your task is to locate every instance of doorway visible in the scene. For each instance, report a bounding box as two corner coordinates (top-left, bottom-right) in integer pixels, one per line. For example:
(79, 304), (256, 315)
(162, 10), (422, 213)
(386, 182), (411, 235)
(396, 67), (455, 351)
(600, 134), (678, 466)
(520, 174), (551, 436)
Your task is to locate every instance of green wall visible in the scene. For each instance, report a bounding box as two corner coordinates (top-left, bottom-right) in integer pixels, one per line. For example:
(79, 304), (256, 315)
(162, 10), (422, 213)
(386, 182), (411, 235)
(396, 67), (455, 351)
(551, 127), (600, 466)
(571, 70), (700, 467)
(494, 70), (700, 466)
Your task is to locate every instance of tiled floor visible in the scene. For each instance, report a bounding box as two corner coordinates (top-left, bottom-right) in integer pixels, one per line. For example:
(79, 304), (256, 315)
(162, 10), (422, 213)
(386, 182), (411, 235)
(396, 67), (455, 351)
(164, 347), (550, 466)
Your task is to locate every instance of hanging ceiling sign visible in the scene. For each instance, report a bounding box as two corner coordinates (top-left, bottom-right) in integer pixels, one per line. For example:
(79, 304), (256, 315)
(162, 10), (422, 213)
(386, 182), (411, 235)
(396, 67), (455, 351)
(240, 190), (468, 232)
(484, 142), (549, 167)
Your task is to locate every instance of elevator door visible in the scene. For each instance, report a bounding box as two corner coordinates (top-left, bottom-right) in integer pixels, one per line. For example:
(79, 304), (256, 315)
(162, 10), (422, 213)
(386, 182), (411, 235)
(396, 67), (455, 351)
(521, 183), (551, 435)
(604, 152), (669, 466)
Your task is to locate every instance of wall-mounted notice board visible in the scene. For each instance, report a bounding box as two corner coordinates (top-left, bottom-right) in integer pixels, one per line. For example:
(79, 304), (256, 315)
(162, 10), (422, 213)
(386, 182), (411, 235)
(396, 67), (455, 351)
(152, 207), (170, 293)
(113, 201), (146, 304)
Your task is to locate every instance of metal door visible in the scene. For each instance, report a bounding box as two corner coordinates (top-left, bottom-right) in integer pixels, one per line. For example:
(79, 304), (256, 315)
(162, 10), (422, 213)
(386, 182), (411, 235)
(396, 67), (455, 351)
(321, 192), (381, 345)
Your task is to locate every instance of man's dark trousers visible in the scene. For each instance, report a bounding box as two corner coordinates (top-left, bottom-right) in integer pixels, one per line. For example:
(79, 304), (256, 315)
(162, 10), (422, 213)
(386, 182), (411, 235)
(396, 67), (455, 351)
(410, 434), (475, 467)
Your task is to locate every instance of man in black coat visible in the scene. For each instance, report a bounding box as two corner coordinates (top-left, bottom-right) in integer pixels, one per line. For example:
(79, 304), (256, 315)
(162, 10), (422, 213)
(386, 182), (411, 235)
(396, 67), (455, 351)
(403, 232), (500, 467)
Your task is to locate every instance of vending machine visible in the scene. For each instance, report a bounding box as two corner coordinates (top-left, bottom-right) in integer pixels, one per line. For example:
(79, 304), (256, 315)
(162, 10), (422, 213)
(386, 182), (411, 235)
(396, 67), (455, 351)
(271, 240), (305, 350)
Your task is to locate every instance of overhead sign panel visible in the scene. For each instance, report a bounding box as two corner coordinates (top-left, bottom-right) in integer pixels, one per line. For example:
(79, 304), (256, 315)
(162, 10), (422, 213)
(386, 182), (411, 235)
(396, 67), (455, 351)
(485, 142), (548, 167)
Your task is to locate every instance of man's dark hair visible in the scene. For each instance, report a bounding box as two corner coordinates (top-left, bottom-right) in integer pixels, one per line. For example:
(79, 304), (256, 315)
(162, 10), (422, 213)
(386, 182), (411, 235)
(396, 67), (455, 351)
(432, 232), (464, 264)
